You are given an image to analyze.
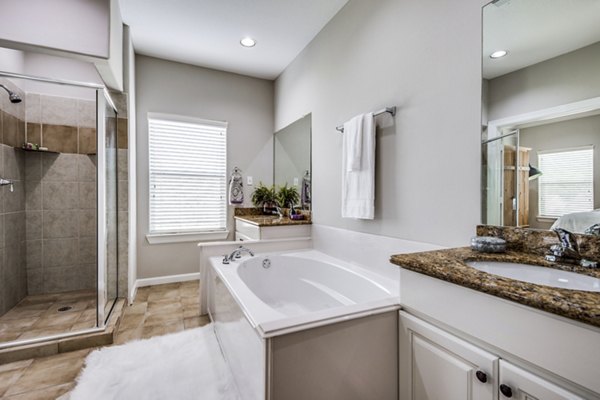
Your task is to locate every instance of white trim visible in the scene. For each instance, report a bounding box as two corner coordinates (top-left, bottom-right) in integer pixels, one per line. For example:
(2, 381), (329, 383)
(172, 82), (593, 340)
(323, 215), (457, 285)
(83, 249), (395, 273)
(487, 96), (600, 139)
(147, 112), (228, 128)
(146, 230), (230, 244)
(136, 272), (200, 288)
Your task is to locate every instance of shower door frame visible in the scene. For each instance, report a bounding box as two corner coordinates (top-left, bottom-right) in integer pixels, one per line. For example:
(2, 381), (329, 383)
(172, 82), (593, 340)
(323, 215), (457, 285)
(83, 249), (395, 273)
(0, 71), (117, 350)
(96, 88), (119, 326)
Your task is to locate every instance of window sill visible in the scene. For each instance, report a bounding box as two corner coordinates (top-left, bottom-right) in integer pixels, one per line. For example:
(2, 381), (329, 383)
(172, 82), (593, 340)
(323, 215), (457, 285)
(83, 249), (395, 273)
(536, 216), (558, 222)
(146, 231), (230, 244)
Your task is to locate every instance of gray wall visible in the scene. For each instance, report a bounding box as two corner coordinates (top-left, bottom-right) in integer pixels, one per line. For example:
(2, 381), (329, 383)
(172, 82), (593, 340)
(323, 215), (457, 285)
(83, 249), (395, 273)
(486, 42), (600, 122)
(521, 115), (600, 230)
(274, 0), (484, 247)
(135, 55), (274, 278)
(274, 114), (311, 189)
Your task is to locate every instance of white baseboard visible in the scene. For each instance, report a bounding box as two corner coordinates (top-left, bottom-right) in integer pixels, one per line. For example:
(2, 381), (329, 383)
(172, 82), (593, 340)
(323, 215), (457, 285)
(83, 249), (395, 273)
(135, 272), (201, 288)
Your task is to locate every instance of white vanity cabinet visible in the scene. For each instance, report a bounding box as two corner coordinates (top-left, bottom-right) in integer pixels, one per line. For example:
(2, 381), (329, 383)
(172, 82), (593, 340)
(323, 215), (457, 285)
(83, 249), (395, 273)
(234, 218), (311, 241)
(399, 311), (587, 400)
(399, 312), (497, 400)
(498, 361), (585, 400)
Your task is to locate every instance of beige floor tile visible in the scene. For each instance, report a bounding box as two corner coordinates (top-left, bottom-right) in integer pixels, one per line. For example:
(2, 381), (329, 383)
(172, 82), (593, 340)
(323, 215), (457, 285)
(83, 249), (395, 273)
(122, 302), (147, 316)
(17, 327), (65, 341)
(32, 312), (82, 329)
(143, 312), (183, 328)
(0, 368), (27, 397)
(147, 289), (180, 302)
(76, 309), (97, 323)
(146, 300), (183, 315)
(0, 331), (22, 342)
(2, 382), (73, 400)
(118, 313), (145, 330)
(69, 321), (97, 332)
(141, 321), (184, 340)
(181, 296), (199, 306)
(0, 309), (46, 321)
(0, 360), (33, 374)
(183, 316), (210, 330)
(113, 327), (143, 345)
(0, 318), (39, 331)
(4, 351), (86, 396)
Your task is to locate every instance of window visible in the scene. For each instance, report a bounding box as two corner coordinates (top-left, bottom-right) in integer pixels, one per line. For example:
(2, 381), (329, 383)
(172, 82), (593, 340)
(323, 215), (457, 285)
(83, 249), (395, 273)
(538, 147), (594, 218)
(148, 113), (227, 236)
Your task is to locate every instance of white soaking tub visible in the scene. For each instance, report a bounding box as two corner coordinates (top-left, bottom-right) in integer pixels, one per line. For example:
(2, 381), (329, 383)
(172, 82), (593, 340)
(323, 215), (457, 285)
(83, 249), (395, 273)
(208, 249), (400, 400)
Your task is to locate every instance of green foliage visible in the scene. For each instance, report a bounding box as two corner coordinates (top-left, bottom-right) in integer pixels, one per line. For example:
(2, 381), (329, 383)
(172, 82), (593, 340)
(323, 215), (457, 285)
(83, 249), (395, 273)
(277, 184), (300, 208)
(251, 183), (277, 208)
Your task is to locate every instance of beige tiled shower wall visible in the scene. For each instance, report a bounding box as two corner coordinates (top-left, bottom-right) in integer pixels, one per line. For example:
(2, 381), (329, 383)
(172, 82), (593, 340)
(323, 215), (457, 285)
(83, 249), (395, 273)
(24, 93), (99, 295)
(24, 152), (98, 294)
(25, 93), (97, 154)
(0, 78), (27, 316)
(114, 92), (129, 299)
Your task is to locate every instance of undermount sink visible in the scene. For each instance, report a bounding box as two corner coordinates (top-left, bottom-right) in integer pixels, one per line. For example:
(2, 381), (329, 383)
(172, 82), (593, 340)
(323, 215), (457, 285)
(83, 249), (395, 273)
(466, 261), (600, 292)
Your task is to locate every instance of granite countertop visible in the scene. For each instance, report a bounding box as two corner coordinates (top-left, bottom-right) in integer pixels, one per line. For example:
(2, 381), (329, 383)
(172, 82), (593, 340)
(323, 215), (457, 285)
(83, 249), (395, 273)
(234, 215), (312, 227)
(390, 247), (600, 328)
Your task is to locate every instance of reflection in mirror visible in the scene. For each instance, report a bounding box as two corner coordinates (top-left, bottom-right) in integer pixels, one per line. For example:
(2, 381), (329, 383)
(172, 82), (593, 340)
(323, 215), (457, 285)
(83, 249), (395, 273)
(481, 0), (600, 234)
(273, 114), (311, 210)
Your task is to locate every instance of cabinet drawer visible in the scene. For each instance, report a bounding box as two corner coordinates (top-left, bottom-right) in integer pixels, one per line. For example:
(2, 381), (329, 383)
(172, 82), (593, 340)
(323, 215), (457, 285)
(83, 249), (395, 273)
(234, 220), (260, 240)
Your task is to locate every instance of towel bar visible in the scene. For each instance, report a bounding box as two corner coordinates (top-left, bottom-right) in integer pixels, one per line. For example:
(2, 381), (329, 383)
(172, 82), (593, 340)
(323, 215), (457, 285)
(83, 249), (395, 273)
(336, 106), (396, 133)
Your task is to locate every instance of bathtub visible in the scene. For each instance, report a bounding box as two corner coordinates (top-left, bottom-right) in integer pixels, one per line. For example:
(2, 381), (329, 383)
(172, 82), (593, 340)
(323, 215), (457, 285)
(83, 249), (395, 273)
(208, 249), (400, 400)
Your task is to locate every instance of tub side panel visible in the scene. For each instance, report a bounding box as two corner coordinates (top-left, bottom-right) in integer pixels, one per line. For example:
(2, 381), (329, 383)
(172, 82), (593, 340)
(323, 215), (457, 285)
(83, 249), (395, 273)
(269, 311), (398, 400)
(209, 269), (266, 400)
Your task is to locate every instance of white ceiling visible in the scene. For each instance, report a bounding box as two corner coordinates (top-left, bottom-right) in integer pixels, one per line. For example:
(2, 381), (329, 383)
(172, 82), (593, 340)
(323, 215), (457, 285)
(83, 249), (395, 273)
(483, 0), (600, 79)
(119, 0), (349, 80)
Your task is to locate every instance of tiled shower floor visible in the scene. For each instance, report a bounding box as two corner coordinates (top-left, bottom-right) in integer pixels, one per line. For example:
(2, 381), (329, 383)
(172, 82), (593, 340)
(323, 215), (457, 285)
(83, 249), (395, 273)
(0, 291), (96, 344)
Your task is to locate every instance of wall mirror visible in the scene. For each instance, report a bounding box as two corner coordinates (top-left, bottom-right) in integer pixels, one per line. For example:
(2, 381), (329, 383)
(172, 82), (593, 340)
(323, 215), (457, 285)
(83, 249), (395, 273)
(273, 113), (311, 209)
(481, 0), (600, 234)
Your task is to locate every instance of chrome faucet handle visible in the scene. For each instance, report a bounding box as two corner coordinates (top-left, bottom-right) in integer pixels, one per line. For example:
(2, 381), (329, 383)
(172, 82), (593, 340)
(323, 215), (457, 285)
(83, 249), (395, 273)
(553, 228), (580, 258)
(222, 255), (230, 265)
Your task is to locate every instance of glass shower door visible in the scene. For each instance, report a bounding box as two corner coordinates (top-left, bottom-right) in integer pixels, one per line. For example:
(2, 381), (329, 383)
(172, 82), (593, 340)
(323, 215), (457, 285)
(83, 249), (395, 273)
(97, 90), (119, 325)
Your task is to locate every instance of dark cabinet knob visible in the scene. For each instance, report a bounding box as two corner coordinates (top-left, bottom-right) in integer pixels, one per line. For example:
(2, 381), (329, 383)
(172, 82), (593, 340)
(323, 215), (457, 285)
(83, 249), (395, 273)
(475, 370), (488, 383)
(500, 384), (513, 398)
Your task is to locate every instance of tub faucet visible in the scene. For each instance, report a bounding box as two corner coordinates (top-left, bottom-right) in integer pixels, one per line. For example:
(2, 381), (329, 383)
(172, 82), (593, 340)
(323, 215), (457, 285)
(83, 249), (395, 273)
(226, 246), (254, 262)
(545, 228), (598, 268)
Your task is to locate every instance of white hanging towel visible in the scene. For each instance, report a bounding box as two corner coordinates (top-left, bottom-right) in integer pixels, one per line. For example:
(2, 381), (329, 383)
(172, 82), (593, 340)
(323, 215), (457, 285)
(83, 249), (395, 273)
(341, 112), (375, 219)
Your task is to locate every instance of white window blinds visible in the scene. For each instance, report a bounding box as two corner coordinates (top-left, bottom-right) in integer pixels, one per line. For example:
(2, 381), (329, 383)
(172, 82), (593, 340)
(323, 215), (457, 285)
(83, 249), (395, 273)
(148, 113), (227, 234)
(538, 147), (594, 218)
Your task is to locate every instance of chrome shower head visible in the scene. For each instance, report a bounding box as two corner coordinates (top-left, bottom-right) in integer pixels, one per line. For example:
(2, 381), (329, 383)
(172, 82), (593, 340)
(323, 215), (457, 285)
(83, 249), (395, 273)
(0, 84), (22, 104)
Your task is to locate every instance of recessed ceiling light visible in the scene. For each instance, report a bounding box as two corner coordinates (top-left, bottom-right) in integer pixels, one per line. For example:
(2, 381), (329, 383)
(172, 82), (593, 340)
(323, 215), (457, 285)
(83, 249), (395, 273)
(240, 37), (256, 48)
(490, 50), (508, 59)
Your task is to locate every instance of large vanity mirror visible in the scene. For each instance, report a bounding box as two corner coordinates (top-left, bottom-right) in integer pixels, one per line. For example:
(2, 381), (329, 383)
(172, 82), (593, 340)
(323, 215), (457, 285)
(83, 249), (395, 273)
(273, 114), (312, 209)
(481, 0), (600, 234)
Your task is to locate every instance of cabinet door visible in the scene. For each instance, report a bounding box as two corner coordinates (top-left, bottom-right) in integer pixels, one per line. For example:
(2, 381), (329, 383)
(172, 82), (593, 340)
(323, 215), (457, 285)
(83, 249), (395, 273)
(498, 360), (586, 400)
(399, 311), (498, 400)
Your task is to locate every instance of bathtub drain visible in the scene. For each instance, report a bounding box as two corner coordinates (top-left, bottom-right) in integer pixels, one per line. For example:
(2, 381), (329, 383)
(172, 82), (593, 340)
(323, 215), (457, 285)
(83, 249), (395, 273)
(262, 258), (271, 269)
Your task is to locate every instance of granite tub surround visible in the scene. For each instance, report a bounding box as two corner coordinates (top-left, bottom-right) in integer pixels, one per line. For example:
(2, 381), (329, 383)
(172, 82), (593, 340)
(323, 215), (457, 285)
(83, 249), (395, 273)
(390, 244), (600, 328)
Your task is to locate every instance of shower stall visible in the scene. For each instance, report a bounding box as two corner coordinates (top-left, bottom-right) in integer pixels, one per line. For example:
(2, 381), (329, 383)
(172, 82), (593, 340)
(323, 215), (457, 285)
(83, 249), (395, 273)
(0, 71), (120, 349)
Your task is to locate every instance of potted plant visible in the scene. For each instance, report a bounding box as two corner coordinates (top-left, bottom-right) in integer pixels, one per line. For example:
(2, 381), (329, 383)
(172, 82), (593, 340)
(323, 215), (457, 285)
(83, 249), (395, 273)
(277, 184), (300, 213)
(251, 183), (278, 213)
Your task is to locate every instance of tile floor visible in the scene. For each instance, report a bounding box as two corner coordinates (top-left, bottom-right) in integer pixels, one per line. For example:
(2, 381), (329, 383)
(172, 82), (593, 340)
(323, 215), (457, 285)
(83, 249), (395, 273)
(0, 281), (207, 399)
(0, 291), (97, 344)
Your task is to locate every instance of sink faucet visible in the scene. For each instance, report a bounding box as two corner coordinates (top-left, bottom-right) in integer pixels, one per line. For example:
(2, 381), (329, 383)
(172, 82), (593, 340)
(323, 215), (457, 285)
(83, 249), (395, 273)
(545, 228), (598, 268)
(223, 246), (255, 264)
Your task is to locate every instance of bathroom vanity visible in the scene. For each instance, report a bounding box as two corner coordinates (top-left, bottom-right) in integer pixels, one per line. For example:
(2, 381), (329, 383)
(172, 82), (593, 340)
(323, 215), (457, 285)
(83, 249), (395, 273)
(234, 215), (311, 241)
(391, 226), (600, 400)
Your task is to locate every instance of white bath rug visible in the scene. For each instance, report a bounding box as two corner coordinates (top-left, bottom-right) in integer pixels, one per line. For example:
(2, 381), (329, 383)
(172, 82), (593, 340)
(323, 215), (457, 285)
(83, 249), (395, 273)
(67, 324), (239, 400)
